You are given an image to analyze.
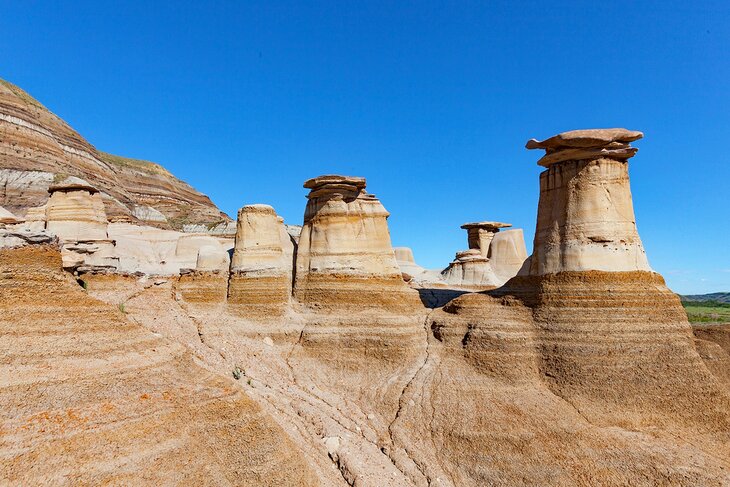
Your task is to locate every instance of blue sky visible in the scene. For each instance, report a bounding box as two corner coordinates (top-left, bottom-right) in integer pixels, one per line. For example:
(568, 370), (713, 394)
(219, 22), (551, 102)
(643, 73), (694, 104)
(1, 1), (728, 294)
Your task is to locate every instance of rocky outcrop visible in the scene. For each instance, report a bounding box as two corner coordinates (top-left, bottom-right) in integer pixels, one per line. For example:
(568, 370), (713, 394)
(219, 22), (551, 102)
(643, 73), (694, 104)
(0, 242), (317, 485)
(227, 204), (293, 315)
(441, 220), (526, 289)
(521, 128), (651, 275)
(294, 175), (419, 309)
(488, 228), (528, 282)
(0, 79), (229, 230)
(0, 205), (20, 224)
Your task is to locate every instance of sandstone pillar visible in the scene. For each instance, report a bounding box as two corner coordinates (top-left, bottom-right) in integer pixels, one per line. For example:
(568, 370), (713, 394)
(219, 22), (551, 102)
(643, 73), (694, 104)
(45, 180), (118, 272)
(496, 128), (730, 433)
(227, 204), (292, 315)
(460, 221), (511, 257)
(293, 174), (418, 309)
(522, 128), (651, 275)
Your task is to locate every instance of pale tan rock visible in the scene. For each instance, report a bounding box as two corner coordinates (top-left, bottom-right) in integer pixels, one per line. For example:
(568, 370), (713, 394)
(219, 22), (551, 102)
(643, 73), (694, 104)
(441, 249), (500, 288)
(525, 128), (643, 150)
(107, 222), (184, 275)
(230, 204), (286, 274)
(488, 228), (528, 283)
(174, 233), (226, 269)
(394, 246), (415, 264)
(294, 174), (418, 309)
(45, 182), (108, 241)
(461, 221), (512, 257)
(0, 205), (21, 224)
(227, 204), (292, 315)
(195, 244), (230, 271)
(523, 128), (651, 275)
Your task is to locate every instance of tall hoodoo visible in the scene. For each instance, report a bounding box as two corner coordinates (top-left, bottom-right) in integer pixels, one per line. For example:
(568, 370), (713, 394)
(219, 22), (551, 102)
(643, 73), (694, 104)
(461, 221), (512, 257)
(44, 178), (118, 272)
(227, 204), (292, 314)
(523, 128), (651, 275)
(294, 175), (413, 307)
(500, 128), (730, 436)
(46, 179), (108, 241)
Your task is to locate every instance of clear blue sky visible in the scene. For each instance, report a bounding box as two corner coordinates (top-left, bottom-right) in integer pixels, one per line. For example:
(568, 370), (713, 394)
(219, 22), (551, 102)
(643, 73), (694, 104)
(2, 1), (728, 294)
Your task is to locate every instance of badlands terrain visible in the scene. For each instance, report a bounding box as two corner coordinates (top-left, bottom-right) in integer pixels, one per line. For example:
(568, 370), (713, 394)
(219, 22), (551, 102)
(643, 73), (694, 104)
(1, 80), (730, 486)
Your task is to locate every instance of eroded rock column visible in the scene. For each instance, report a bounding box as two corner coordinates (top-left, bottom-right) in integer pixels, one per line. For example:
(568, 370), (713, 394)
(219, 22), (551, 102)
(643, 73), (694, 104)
(499, 128), (730, 432)
(227, 204), (292, 315)
(522, 128), (651, 275)
(293, 175), (418, 309)
(45, 180), (118, 272)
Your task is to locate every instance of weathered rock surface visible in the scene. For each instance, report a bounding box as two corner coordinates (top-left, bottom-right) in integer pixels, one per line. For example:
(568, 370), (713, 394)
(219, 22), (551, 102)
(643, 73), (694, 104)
(488, 228), (529, 282)
(227, 204), (292, 315)
(0, 205), (20, 224)
(441, 220), (527, 289)
(0, 79), (229, 230)
(522, 128), (651, 275)
(294, 175), (419, 310)
(0, 243), (317, 486)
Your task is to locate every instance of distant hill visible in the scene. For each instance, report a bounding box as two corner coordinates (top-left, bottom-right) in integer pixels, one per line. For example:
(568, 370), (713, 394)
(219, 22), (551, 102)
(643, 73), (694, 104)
(680, 292), (730, 304)
(0, 78), (229, 230)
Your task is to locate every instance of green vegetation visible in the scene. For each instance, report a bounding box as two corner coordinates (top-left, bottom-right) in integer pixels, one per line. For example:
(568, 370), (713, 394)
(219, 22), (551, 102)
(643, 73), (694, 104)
(682, 300), (730, 324)
(118, 302), (127, 314)
(0, 78), (48, 110)
(98, 151), (173, 177)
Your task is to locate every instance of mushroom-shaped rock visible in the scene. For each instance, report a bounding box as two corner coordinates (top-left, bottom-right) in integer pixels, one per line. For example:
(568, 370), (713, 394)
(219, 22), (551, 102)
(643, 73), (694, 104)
(294, 174), (419, 309)
(45, 180), (108, 241)
(521, 128), (651, 275)
(460, 221), (512, 257)
(526, 128), (644, 167)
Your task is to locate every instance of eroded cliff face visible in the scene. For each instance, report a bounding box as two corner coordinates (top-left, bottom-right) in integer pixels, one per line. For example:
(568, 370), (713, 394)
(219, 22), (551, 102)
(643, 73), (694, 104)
(0, 244), (317, 486)
(3, 126), (730, 487)
(0, 79), (228, 229)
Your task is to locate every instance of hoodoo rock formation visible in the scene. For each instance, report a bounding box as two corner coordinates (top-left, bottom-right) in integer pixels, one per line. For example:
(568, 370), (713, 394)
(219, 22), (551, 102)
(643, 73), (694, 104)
(0, 78), (228, 229)
(0, 242), (317, 486)
(3, 84), (729, 487)
(294, 175), (418, 309)
(441, 220), (526, 289)
(521, 128), (651, 275)
(227, 204), (293, 315)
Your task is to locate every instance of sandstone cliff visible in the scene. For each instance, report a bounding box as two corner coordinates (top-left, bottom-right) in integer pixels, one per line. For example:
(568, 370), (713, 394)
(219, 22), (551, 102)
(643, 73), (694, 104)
(0, 79), (228, 230)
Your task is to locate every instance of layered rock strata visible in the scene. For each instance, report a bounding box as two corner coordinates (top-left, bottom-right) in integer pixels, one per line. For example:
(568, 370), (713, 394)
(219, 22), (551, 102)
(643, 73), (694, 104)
(294, 175), (419, 310)
(227, 204), (293, 315)
(43, 180), (119, 272)
(0, 79), (228, 229)
(0, 242), (317, 485)
(521, 128), (651, 275)
(499, 128), (730, 458)
(442, 220), (524, 289)
(488, 228), (528, 282)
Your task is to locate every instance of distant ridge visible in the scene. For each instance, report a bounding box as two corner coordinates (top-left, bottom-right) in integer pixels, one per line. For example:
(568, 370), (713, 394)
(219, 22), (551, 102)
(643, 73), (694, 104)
(680, 292), (730, 304)
(0, 77), (229, 230)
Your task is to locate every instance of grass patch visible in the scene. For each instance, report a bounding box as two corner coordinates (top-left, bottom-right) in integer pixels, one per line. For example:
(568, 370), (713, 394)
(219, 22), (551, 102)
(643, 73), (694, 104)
(98, 151), (173, 177)
(682, 300), (730, 324)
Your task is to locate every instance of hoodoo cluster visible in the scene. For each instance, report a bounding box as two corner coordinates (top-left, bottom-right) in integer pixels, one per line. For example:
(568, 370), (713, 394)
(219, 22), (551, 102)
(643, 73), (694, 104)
(3, 126), (730, 486)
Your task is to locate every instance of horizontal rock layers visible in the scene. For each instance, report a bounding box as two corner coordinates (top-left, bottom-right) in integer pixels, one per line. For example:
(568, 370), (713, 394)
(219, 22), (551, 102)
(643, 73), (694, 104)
(294, 175), (420, 311)
(521, 128), (651, 275)
(497, 129), (730, 465)
(442, 221), (527, 289)
(227, 204), (292, 317)
(0, 243), (316, 485)
(0, 79), (228, 229)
